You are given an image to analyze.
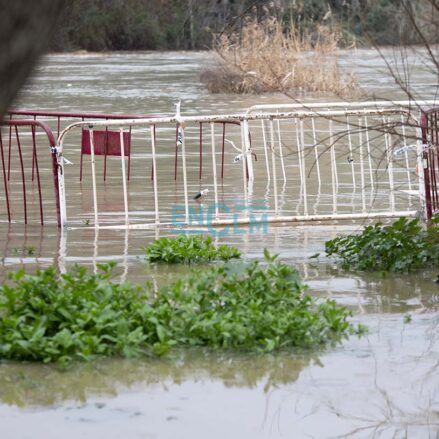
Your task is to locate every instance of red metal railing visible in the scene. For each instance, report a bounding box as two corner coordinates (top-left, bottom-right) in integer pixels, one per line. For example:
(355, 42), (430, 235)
(420, 107), (439, 221)
(0, 119), (60, 226)
(8, 111), (151, 183)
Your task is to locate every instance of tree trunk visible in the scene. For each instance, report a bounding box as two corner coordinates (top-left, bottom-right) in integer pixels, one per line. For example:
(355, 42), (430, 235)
(0, 0), (67, 120)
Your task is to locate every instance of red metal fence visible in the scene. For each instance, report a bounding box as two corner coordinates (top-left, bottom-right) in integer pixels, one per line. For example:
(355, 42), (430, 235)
(0, 119), (60, 226)
(420, 107), (439, 221)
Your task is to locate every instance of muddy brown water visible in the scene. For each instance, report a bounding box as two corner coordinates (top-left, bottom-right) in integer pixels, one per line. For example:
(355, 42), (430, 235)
(0, 50), (438, 438)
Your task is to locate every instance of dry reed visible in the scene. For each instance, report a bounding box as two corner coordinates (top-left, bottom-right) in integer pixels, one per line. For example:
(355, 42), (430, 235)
(201, 18), (357, 96)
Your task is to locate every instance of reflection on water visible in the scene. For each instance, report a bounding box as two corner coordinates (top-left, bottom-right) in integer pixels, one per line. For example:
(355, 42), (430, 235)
(0, 315), (437, 438)
(0, 50), (438, 438)
(0, 351), (316, 407)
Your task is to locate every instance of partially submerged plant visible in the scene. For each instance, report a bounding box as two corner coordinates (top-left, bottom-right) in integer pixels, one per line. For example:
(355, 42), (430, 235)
(0, 263), (151, 366)
(324, 217), (439, 272)
(0, 252), (363, 365)
(143, 234), (241, 264)
(152, 250), (364, 352)
(202, 18), (357, 95)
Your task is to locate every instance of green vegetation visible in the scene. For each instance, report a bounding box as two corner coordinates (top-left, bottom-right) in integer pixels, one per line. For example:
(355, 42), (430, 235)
(0, 252), (363, 365)
(324, 217), (439, 272)
(12, 246), (35, 257)
(152, 250), (365, 352)
(51, 0), (437, 52)
(143, 235), (241, 264)
(0, 263), (151, 366)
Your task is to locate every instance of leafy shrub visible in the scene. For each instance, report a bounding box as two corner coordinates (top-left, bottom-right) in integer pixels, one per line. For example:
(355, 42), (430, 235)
(153, 250), (363, 352)
(0, 263), (153, 366)
(144, 235), (241, 264)
(0, 252), (363, 365)
(324, 217), (439, 272)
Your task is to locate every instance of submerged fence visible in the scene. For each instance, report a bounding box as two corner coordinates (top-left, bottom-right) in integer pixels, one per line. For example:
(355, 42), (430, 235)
(1, 101), (438, 228)
(0, 119), (61, 226)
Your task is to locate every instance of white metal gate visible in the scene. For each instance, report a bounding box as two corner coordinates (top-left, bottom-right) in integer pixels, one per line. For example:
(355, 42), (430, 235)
(55, 100), (437, 229)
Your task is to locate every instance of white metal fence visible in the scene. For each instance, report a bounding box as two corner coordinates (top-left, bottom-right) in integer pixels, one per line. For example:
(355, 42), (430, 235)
(56, 100), (437, 229)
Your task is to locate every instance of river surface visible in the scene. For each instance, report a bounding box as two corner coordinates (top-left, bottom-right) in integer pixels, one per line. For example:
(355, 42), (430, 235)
(0, 49), (438, 438)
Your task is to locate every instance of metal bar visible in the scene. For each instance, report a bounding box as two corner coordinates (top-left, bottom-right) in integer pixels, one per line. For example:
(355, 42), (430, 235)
(57, 108), (419, 144)
(14, 126), (27, 224)
(80, 117), (84, 182)
(31, 125), (44, 225)
(119, 128), (129, 225)
(8, 104), (428, 122)
(261, 120), (270, 181)
(329, 119), (337, 214)
(199, 122), (203, 180)
(174, 125), (179, 181)
(276, 118), (287, 182)
(295, 118), (304, 209)
(311, 118), (321, 189)
(299, 119), (308, 216)
(128, 125), (132, 181)
(7, 116), (12, 180)
(346, 116), (356, 190)
(383, 115), (395, 212)
(417, 111), (433, 222)
(8, 109), (159, 120)
(221, 122), (226, 179)
(269, 119), (278, 214)
(358, 118), (366, 213)
(103, 123), (108, 182)
(89, 128), (99, 227)
(150, 125), (160, 224)
(242, 119), (254, 180)
(431, 148), (438, 211)
(180, 123), (189, 223)
(329, 118), (338, 187)
(211, 123), (219, 221)
(31, 115), (36, 182)
(245, 100), (439, 116)
(400, 114), (412, 191)
(151, 125), (156, 181)
(98, 210), (420, 230)
(240, 123), (248, 209)
(363, 116), (374, 191)
(431, 113), (439, 211)
(0, 130), (11, 222)
(53, 144), (63, 228)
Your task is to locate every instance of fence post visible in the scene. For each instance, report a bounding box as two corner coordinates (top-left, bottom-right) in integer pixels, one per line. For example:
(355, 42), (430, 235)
(419, 111), (431, 222)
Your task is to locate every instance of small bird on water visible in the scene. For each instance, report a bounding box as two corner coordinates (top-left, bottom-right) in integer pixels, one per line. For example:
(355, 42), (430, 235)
(193, 188), (209, 201)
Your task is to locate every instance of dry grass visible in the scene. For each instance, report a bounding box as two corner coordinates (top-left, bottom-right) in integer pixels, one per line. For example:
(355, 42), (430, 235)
(201, 18), (357, 96)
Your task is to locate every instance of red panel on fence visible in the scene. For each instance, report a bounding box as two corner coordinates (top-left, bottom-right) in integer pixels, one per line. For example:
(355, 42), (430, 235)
(81, 129), (131, 156)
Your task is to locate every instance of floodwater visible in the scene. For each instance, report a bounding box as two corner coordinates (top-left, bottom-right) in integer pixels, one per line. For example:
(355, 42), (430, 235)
(0, 49), (438, 438)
